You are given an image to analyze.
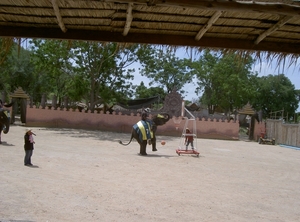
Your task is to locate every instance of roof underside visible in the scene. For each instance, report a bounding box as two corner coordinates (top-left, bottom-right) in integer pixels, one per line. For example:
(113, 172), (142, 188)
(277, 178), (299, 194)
(118, 95), (159, 109)
(1, 0), (300, 55)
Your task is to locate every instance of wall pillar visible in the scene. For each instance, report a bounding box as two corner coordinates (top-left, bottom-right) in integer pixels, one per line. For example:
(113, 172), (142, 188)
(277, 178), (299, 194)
(52, 95), (57, 110)
(41, 94), (46, 109)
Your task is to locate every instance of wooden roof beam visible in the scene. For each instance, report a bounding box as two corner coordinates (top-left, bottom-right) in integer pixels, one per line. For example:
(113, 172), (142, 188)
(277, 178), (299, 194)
(123, 3), (133, 36)
(195, 11), (223, 41)
(254, 15), (294, 44)
(2, 26), (300, 54)
(104, 0), (300, 17)
(51, 0), (67, 33)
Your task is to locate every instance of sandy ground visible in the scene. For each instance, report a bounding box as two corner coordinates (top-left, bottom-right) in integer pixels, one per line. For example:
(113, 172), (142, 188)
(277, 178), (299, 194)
(0, 125), (299, 222)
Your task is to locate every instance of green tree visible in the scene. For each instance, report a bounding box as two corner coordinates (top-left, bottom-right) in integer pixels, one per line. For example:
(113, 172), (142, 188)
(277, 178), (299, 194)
(251, 74), (299, 119)
(71, 41), (139, 112)
(295, 89), (300, 102)
(212, 53), (258, 114)
(133, 81), (166, 99)
(189, 50), (218, 113)
(191, 50), (258, 114)
(0, 38), (15, 94)
(0, 41), (36, 101)
(0, 38), (14, 66)
(29, 39), (74, 104)
(29, 40), (140, 111)
(133, 81), (166, 109)
(139, 47), (192, 95)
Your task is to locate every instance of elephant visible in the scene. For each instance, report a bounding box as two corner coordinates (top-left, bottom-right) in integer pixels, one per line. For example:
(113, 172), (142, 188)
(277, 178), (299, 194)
(119, 112), (170, 155)
(0, 100), (13, 144)
(0, 110), (11, 144)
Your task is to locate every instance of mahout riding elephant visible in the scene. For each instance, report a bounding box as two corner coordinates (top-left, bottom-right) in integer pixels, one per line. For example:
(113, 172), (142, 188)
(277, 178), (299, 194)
(0, 100), (13, 144)
(119, 112), (170, 155)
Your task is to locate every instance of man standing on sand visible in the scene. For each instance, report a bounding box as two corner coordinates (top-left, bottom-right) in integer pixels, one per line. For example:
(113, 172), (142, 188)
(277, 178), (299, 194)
(24, 128), (35, 166)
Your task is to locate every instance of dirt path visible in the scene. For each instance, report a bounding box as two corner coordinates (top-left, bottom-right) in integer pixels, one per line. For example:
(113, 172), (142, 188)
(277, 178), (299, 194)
(0, 125), (299, 222)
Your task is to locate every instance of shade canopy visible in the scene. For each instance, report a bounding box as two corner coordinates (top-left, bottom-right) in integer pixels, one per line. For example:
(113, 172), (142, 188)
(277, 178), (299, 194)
(1, 0), (300, 55)
(117, 95), (159, 109)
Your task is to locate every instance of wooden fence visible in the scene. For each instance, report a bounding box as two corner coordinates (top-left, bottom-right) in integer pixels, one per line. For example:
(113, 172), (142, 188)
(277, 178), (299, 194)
(266, 119), (300, 148)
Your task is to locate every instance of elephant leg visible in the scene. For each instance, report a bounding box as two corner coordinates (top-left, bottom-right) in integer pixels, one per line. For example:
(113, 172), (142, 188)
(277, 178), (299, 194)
(152, 135), (157, 151)
(152, 140), (157, 151)
(139, 141), (147, 155)
(131, 129), (146, 155)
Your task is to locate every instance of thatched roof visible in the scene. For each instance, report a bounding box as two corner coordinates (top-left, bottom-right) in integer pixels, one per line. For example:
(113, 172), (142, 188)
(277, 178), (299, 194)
(10, 87), (30, 99)
(238, 102), (256, 115)
(1, 0), (300, 55)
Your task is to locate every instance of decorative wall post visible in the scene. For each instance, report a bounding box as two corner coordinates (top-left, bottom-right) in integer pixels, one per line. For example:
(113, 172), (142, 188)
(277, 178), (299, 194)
(52, 95), (57, 110)
(11, 98), (16, 124)
(29, 96), (33, 108)
(63, 96), (69, 110)
(41, 94), (46, 109)
(21, 98), (27, 123)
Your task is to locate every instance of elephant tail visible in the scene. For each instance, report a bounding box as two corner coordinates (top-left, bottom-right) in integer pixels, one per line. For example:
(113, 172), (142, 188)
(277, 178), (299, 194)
(118, 138), (132, 146)
(119, 134), (134, 146)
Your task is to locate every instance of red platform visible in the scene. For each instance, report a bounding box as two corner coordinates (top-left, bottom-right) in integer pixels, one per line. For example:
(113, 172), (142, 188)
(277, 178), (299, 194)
(176, 149), (199, 156)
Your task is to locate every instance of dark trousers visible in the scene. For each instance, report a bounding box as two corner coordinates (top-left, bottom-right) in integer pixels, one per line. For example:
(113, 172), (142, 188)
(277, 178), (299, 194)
(186, 141), (194, 149)
(24, 150), (33, 165)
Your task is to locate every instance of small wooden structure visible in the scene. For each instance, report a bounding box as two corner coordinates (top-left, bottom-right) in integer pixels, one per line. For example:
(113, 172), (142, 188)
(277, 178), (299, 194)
(10, 87), (30, 124)
(238, 102), (257, 140)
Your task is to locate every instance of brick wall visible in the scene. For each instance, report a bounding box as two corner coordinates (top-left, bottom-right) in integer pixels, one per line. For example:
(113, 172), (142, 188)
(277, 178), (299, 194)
(25, 105), (240, 140)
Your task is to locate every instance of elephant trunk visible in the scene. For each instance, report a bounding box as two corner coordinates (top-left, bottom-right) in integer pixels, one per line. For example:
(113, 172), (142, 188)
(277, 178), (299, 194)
(154, 113), (170, 126)
(3, 118), (10, 134)
(1, 111), (10, 134)
(164, 113), (170, 122)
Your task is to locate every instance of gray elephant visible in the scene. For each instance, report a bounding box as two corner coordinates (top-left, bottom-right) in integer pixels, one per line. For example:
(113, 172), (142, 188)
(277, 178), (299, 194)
(119, 112), (170, 155)
(0, 102), (12, 144)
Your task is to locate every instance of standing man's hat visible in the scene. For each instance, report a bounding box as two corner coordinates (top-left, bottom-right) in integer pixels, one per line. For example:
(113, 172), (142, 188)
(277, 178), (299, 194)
(25, 128), (32, 133)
